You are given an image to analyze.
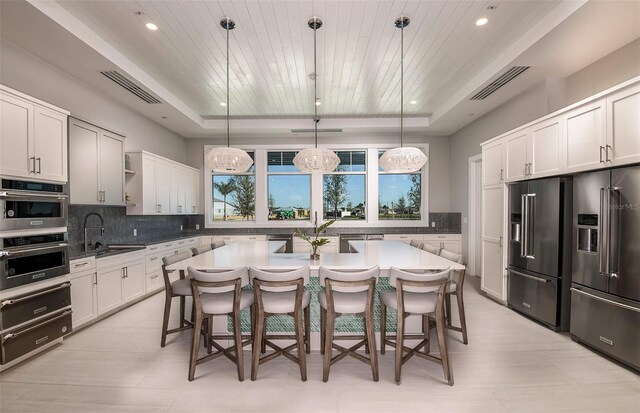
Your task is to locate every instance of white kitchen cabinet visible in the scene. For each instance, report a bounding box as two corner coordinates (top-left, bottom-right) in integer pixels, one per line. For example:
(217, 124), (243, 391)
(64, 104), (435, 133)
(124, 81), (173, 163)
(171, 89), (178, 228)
(69, 257), (97, 329)
(564, 98), (607, 172)
(505, 130), (529, 181)
(214, 235), (266, 244)
(122, 261), (145, 302)
(96, 252), (145, 315)
(0, 86), (69, 183)
(146, 270), (163, 292)
(96, 266), (123, 314)
(69, 118), (125, 205)
(384, 234), (414, 244)
(529, 117), (563, 177)
(481, 139), (504, 186)
(481, 184), (506, 302)
(606, 83), (640, 166)
(126, 151), (200, 215)
(423, 234), (462, 255)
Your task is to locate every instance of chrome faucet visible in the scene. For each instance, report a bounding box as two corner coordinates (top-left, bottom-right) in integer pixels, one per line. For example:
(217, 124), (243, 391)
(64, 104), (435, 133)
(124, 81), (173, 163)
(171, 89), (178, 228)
(83, 212), (105, 251)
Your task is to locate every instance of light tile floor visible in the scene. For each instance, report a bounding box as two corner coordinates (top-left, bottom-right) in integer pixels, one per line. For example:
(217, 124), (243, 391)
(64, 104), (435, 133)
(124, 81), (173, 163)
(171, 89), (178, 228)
(1, 277), (638, 412)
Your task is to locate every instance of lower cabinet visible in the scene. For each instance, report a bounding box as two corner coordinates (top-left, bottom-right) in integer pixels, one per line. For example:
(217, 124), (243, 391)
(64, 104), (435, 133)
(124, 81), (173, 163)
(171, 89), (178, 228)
(70, 269), (97, 328)
(96, 252), (145, 315)
(121, 262), (145, 302)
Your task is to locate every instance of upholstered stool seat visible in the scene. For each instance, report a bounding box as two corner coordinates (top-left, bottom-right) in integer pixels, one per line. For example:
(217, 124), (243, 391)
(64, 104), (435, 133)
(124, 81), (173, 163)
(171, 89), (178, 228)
(318, 290), (368, 314)
(379, 290), (437, 314)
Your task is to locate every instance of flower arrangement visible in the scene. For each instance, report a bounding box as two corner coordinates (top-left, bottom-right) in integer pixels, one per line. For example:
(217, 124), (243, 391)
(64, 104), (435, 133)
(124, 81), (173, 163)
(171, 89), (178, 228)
(293, 219), (336, 260)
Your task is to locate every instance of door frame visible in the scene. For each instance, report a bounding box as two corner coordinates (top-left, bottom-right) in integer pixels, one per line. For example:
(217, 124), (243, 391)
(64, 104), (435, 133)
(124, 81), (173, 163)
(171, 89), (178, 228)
(468, 154), (482, 276)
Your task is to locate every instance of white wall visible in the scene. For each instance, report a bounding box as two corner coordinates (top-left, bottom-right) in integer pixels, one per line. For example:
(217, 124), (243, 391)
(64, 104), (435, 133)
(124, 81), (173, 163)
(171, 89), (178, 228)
(0, 40), (189, 164)
(449, 38), (640, 258)
(186, 134), (451, 213)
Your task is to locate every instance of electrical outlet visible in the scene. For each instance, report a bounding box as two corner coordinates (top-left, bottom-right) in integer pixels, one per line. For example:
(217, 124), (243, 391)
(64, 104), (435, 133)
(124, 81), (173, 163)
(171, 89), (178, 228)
(431, 222), (436, 227)
(133, 229), (137, 237)
(463, 217), (468, 224)
(196, 224), (200, 230)
(180, 225), (183, 231)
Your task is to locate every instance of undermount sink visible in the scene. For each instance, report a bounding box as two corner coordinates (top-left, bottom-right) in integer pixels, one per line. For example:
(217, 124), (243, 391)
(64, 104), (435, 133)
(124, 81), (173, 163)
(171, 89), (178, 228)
(95, 244), (146, 257)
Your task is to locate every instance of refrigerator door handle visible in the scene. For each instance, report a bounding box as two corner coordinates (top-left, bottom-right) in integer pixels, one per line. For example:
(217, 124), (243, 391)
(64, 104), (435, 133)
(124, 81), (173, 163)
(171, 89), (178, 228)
(526, 194), (536, 259)
(510, 268), (550, 283)
(520, 194), (527, 257)
(608, 186), (621, 278)
(571, 287), (640, 313)
(598, 188), (609, 275)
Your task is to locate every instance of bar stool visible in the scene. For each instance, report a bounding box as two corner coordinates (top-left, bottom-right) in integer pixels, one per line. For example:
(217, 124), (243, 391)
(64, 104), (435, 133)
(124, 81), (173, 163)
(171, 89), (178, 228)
(379, 267), (453, 385)
(318, 266), (379, 382)
(421, 243), (440, 255)
(410, 239), (423, 249)
(160, 251), (194, 347)
(248, 266), (311, 381)
(438, 249), (468, 344)
(191, 244), (213, 256)
(187, 266), (254, 381)
(212, 240), (226, 249)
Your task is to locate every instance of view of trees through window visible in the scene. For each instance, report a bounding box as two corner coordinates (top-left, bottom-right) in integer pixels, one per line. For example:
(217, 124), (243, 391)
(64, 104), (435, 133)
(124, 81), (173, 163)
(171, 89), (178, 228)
(378, 173), (421, 220)
(211, 152), (255, 221)
(267, 151), (310, 221)
(323, 151), (366, 220)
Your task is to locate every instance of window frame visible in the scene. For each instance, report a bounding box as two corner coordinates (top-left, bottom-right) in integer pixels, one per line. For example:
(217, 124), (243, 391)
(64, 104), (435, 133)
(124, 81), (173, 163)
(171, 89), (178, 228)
(204, 144), (429, 228)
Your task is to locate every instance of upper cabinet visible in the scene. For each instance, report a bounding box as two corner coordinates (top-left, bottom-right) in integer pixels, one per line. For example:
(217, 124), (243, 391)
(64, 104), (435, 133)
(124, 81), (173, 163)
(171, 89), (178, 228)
(125, 151), (200, 216)
(563, 99), (607, 172)
(0, 86), (69, 183)
(481, 139), (504, 186)
(529, 117), (563, 177)
(606, 83), (640, 166)
(504, 130), (529, 181)
(69, 118), (125, 205)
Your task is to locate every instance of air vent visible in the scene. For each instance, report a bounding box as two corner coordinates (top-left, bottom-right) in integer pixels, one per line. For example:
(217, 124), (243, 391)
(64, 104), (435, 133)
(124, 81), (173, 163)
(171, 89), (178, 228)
(470, 66), (530, 100)
(100, 71), (162, 104)
(291, 128), (343, 133)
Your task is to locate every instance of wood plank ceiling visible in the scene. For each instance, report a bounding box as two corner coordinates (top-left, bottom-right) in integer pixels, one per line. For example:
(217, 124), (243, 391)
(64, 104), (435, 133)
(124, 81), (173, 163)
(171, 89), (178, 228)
(58, 1), (561, 119)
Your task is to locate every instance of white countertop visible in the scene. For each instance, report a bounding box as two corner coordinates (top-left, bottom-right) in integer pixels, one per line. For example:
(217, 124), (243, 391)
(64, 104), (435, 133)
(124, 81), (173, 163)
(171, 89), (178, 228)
(166, 240), (465, 273)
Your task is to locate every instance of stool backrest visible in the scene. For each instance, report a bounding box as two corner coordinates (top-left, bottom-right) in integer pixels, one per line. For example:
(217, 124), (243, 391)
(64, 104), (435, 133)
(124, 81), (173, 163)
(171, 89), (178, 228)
(191, 244), (213, 256)
(187, 266), (249, 293)
(319, 266), (380, 292)
(249, 266), (310, 292)
(410, 239), (423, 249)
(389, 267), (450, 293)
(212, 240), (226, 249)
(439, 249), (465, 284)
(421, 243), (440, 255)
(161, 250), (193, 288)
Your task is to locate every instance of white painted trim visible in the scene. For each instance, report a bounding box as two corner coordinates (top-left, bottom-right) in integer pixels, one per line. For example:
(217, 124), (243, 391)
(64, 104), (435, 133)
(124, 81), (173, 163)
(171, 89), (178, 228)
(468, 154), (482, 277)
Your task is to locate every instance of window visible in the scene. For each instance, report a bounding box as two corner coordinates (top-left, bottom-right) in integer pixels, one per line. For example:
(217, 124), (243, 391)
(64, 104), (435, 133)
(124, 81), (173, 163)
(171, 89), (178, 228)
(267, 151), (311, 221)
(323, 151), (366, 220)
(378, 151), (422, 220)
(211, 152), (255, 222)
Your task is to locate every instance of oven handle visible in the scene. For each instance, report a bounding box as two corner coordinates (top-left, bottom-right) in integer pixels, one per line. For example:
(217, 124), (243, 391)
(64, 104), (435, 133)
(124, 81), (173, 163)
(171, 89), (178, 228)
(0, 283), (71, 309)
(2, 310), (72, 343)
(1, 243), (69, 259)
(509, 269), (550, 283)
(0, 191), (68, 200)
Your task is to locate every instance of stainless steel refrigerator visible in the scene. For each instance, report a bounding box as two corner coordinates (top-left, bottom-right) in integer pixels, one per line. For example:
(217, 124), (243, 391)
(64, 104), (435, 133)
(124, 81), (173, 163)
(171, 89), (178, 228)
(507, 177), (573, 331)
(571, 166), (640, 371)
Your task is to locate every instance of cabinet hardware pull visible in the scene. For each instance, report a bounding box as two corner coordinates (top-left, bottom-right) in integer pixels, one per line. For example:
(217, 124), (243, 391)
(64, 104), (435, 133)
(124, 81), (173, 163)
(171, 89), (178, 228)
(74, 262), (89, 268)
(606, 145), (612, 162)
(150, 257), (158, 261)
(36, 157), (42, 174)
(93, 272), (98, 285)
(599, 146), (605, 163)
(499, 236), (503, 247)
(30, 156), (36, 174)
(500, 169), (504, 181)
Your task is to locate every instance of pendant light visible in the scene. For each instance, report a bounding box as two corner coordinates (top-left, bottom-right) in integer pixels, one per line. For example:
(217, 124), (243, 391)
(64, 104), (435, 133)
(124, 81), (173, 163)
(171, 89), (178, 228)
(293, 17), (340, 174)
(205, 18), (253, 173)
(379, 16), (428, 173)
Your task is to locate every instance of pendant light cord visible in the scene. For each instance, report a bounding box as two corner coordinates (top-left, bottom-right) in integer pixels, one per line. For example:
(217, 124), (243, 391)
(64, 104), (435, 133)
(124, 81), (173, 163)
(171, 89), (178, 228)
(313, 19), (318, 149)
(400, 20), (404, 148)
(226, 19), (230, 148)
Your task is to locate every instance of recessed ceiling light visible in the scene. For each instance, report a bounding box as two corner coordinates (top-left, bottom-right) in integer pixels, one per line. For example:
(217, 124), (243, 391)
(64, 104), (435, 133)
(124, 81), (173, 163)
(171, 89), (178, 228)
(410, 100), (417, 105)
(220, 102), (226, 107)
(476, 17), (488, 26)
(146, 22), (158, 31)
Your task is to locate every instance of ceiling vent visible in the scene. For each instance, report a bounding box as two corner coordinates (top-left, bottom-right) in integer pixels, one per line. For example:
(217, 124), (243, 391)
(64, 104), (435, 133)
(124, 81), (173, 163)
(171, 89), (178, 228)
(291, 128), (343, 133)
(100, 70), (162, 104)
(470, 66), (530, 100)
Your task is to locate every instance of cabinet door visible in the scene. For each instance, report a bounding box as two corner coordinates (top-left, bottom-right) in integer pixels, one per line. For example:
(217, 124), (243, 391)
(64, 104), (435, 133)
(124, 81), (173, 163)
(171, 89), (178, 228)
(122, 262), (145, 302)
(384, 234), (413, 244)
(142, 157), (158, 214)
(168, 165), (180, 214)
(505, 130), (529, 181)
(100, 131), (125, 205)
(530, 117), (562, 177)
(71, 271), (97, 328)
(33, 106), (67, 182)
(481, 140), (504, 186)
(606, 84), (640, 166)
(146, 270), (163, 293)
(97, 267), (124, 314)
(564, 99), (606, 172)
(186, 170), (198, 214)
(0, 92), (33, 179)
(69, 119), (100, 204)
(481, 185), (505, 301)
(156, 161), (171, 214)
(440, 240), (462, 254)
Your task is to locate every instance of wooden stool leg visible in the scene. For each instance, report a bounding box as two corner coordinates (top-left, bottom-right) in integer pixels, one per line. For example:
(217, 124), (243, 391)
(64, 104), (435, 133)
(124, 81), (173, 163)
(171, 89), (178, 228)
(364, 317), (370, 355)
(188, 312), (203, 381)
(395, 311), (405, 384)
(456, 290), (468, 345)
(422, 314), (429, 352)
(207, 317), (213, 354)
(436, 309), (453, 386)
(320, 307), (326, 355)
(445, 294), (452, 327)
(322, 310), (335, 382)
(251, 310), (264, 381)
(365, 309), (379, 381)
(261, 317), (267, 354)
(233, 310), (244, 381)
(380, 304), (387, 355)
(160, 292), (172, 347)
(294, 306), (307, 381)
(180, 296), (186, 328)
(304, 305), (311, 354)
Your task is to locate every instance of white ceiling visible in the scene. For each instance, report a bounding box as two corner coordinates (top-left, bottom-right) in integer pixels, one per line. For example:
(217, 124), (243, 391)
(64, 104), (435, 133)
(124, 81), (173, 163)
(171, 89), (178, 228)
(1, 0), (639, 138)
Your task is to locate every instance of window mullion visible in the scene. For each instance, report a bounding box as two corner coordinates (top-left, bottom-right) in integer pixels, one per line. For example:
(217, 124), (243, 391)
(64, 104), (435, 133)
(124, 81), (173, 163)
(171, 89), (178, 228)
(367, 148), (379, 225)
(254, 149), (268, 224)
